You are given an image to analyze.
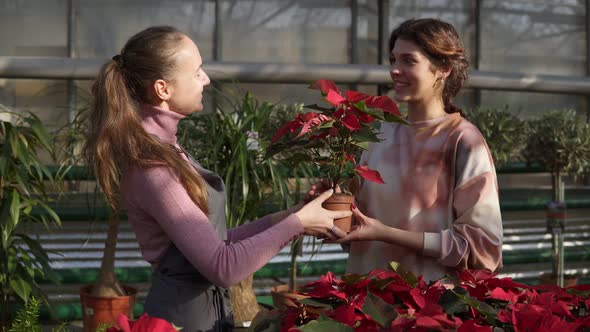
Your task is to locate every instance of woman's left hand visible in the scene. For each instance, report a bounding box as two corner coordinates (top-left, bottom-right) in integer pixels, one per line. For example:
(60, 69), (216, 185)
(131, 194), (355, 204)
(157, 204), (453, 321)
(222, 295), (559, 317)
(324, 206), (385, 243)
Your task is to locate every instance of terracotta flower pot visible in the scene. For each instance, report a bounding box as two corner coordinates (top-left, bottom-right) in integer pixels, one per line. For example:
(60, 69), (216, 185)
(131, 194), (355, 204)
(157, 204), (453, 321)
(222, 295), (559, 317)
(539, 273), (578, 288)
(322, 193), (355, 233)
(270, 284), (307, 309)
(80, 285), (137, 332)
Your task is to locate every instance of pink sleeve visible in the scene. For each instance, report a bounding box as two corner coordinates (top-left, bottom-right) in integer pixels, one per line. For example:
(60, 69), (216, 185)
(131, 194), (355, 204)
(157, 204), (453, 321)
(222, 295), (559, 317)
(423, 129), (503, 271)
(127, 167), (303, 288)
(226, 215), (275, 243)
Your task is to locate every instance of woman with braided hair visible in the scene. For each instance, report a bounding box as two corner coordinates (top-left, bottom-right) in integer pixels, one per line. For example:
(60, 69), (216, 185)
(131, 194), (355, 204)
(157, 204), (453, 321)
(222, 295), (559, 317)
(330, 18), (503, 283)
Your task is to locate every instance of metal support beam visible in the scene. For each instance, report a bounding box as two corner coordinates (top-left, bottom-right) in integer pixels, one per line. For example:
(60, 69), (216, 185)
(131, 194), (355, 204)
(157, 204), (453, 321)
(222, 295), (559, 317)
(350, 0), (358, 65)
(213, 0), (221, 61)
(474, 0), (482, 107)
(3, 57), (590, 95)
(67, 0), (77, 122)
(586, 0), (590, 122)
(377, 0), (389, 96)
(350, 0), (359, 91)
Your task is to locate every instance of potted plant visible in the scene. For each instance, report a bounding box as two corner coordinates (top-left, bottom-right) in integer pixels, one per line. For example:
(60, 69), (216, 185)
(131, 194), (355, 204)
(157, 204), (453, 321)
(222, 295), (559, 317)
(268, 79), (406, 232)
(0, 107), (64, 327)
(64, 101), (138, 332)
(523, 109), (590, 287)
(463, 106), (526, 168)
(178, 90), (313, 326)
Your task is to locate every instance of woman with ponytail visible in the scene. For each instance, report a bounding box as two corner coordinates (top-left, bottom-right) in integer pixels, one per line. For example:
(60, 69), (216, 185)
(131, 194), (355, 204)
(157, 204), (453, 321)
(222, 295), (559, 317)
(329, 18), (503, 283)
(84, 26), (349, 332)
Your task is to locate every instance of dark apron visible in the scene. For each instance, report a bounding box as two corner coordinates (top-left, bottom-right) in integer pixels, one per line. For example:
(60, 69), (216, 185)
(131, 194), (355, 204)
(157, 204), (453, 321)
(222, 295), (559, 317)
(144, 152), (233, 332)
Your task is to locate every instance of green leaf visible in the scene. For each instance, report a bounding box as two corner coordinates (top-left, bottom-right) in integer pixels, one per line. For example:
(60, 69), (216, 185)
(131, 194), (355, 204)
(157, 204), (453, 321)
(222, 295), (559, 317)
(10, 276), (32, 302)
(351, 127), (381, 143)
(388, 261), (418, 287)
(298, 298), (336, 309)
(24, 113), (52, 152)
(450, 288), (499, 326)
(438, 288), (470, 316)
(352, 141), (369, 151)
(249, 303), (284, 332)
(362, 291), (397, 328)
(358, 105), (386, 121)
(9, 189), (20, 233)
(384, 112), (409, 125)
(305, 104), (334, 113)
(298, 315), (354, 332)
(317, 120), (335, 129)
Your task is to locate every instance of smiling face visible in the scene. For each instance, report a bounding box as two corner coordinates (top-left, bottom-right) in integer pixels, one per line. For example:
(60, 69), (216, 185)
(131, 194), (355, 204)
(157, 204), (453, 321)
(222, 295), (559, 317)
(166, 35), (211, 115)
(389, 38), (445, 105)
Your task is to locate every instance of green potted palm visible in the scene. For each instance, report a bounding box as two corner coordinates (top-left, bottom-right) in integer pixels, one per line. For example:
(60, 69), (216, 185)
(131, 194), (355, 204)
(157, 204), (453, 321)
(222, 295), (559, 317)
(0, 107), (63, 327)
(523, 109), (590, 287)
(76, 102), (138, 332)
(268, 79), (406, 233)
(178, 89), (312, 326)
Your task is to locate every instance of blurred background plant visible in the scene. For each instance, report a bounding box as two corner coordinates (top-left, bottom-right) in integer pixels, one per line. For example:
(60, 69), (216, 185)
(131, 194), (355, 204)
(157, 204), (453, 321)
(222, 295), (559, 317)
(0, 106), (65, 326)
(464, 106), (527, 167)
(2, 297), (71, 332)
(524, 109), (590, 286)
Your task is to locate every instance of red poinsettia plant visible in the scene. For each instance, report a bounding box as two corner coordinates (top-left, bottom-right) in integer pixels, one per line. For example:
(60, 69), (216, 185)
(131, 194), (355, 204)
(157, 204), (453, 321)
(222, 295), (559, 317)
(268, 79), (406, 191)
(251, 263), (590, 332)
(106, 313), (181, 332)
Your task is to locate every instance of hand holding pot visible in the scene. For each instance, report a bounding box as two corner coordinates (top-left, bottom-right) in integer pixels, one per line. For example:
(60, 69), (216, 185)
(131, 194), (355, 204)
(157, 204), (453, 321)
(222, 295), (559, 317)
(295, 189), (350, 239)
(325, 206), (386, 243)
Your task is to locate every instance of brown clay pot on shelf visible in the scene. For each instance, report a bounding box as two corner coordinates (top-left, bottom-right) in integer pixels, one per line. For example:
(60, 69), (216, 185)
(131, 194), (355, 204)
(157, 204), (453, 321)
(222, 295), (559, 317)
(322, 193), (355, 233)
(270, 284), (307, 309)
(539, 273), (578, 288)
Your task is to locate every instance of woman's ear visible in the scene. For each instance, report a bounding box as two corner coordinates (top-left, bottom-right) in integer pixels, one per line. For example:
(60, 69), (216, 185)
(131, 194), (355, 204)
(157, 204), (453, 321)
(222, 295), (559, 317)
(153, 79), (172, 101)
(442, 64), (452, 80)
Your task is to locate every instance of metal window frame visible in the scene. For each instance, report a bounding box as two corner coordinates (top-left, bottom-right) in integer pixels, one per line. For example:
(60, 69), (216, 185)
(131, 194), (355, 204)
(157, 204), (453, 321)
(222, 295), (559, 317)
(1, 57), (590, 95)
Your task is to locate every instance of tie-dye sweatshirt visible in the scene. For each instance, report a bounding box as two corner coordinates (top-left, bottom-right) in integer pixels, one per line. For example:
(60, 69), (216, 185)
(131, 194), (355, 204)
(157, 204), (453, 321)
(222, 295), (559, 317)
(121, 105), (303, 288)
(346, 112), (503, 282)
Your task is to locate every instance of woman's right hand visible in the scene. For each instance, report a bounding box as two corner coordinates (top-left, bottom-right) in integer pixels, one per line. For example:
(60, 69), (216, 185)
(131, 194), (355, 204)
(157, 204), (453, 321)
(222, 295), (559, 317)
(295, 189), (350, 239)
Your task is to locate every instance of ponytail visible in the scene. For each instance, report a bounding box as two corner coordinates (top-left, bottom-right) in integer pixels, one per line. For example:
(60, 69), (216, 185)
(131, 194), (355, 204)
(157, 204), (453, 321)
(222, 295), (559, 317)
(84, 27), (209, 214)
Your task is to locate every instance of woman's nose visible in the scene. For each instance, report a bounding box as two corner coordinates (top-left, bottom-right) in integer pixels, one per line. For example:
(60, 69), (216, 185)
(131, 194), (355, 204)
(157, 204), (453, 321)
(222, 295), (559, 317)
(390, 66), (400, 80)
(202, 71), (211, 86)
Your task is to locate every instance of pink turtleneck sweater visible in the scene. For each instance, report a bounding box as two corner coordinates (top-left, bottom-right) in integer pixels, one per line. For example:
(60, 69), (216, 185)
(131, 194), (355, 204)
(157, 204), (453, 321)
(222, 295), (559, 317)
(120, 105), (303, 288)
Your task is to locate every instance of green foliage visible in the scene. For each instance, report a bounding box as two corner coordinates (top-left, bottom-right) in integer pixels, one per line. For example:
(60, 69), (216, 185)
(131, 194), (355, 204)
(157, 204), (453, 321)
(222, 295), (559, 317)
(178, 89), (314, 228)
(94, 322), (111, 332)
(0, 107), (63, 321)
(3, 297), (71, 332)
(464, 106), (526, 167)
(524, 109), (590, 177)
(297, 315), (354, 332)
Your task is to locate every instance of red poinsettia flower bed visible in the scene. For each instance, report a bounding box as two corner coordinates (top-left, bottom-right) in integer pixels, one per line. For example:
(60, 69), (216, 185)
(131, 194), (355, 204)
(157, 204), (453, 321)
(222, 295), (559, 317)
(252, 263), (590, 332)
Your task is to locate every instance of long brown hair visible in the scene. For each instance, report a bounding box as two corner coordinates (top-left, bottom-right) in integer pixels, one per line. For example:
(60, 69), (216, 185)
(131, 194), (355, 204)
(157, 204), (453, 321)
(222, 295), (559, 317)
(389, 18), (469, 114)
(84, 26), (208, 214)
